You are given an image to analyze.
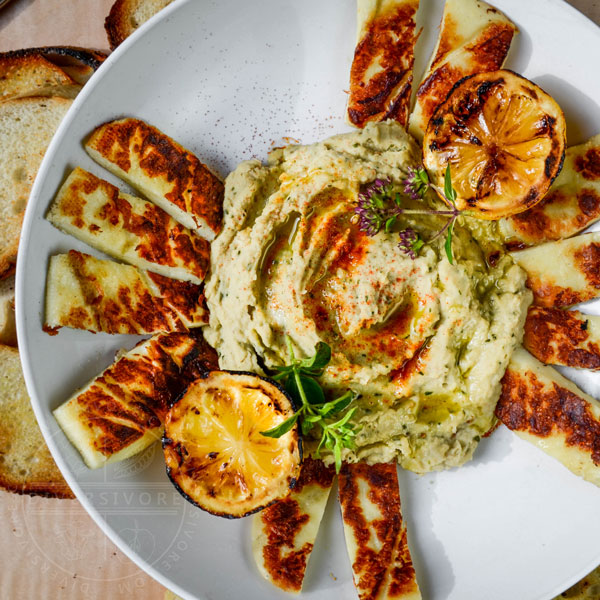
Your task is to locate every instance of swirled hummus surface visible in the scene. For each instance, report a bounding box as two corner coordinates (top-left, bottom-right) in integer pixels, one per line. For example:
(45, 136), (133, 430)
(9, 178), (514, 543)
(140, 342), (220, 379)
(204, 122), (532, 473)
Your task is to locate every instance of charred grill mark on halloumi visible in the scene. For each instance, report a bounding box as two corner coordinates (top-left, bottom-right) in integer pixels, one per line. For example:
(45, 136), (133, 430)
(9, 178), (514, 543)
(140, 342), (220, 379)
(524, 307), (600, 370)
(510, 232), (600, 308)
(500, 134), (600, 249)
(338, 462), (421, 600)
(53, 330), (218, 468)
(496, 347), (600, 487)
(408, 0), (517, 141)
(252, 458), (336, 593)
(44, 250), (207, 335)
(85, 118), (223, 241)
(347, 0), (420, 129)
(47, 167), (210, 284)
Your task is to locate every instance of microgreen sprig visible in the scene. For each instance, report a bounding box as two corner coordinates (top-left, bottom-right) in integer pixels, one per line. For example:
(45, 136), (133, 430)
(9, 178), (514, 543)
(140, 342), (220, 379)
(354, 164), (462, 264)
(260, 336), (360, 473)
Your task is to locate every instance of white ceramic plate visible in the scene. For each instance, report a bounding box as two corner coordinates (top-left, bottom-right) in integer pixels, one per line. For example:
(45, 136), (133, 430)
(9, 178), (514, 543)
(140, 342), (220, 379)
(15, 1), (600, 598)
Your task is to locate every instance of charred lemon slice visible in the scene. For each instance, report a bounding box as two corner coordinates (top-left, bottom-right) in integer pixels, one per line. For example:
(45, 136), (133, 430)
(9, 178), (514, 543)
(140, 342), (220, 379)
(423, 70), (566, 219)
(163, 371), (301, 518)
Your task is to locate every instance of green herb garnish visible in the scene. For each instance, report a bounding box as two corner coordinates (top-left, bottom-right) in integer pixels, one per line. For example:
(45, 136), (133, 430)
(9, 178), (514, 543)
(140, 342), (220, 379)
(445, 217), (456, 265)
(260, 336), (359, 473)
(443, 162), (458, 205)
(355, 163), (462, 263)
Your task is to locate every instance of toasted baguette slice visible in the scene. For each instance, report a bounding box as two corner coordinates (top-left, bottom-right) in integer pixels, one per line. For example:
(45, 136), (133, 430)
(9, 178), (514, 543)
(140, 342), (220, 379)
(1, 47), (106, 85)
(0, 96), (72, 277)
(0, 345), (72, 497)
(0, 274), (16, 347)
(44, 250), (207, 335)
(500, 134), (600, 250)
(47, 168), (210, 285)
(54, 331), (218, 468)
(510, 232), (600, 308)
(523, 307), (600, 370)
(408, 0), (517, 141)
(85, 118), (223, 241)
(253, 458), (336, 593)
(496, 347), (600, 487)
(339, 462), (421, 600)
(347, 0), (419, 129)
(0, 53), (80, 101)
(105, 0), (174, 49)
(58, 65), (92, 86)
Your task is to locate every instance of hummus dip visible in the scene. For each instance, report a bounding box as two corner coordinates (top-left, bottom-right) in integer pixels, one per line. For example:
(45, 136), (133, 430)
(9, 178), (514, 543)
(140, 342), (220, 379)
(205, 122), (532, 473)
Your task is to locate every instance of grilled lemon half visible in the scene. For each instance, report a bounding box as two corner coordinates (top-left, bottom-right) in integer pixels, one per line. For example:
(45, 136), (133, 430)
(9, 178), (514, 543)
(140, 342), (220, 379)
(163, 371), (301, 518)
(423, 70), (566, 220)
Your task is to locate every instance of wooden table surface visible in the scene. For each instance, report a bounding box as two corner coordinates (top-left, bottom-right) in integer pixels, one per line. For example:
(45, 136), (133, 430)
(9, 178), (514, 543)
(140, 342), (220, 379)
(0, 1), (598, 599)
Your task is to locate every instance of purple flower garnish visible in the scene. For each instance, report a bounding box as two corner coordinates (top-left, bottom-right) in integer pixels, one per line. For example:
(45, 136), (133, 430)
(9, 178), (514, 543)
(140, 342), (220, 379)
(402, 166), (430, 200)
(398, 228), (424, 259)
(354, 178), (399, 236)
(352, 166), (461, 263)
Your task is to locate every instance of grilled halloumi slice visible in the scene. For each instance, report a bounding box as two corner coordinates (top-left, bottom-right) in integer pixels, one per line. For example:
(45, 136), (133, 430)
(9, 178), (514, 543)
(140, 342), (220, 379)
(252, 458), (336, 593)
(45, 250), (207, 335)
(496, 346), (600, 487)
(85, 118), (223, 241)
(347, 0), (420, 129)
(408, 0), (517, 141)
(338, 462), (421, 600)
(510, 232), (600, 308)
(54, 330), (218, 468)
(500, 134), (600, 250)
(523, 306), (600, 370)
(47, 167), (210, 285)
